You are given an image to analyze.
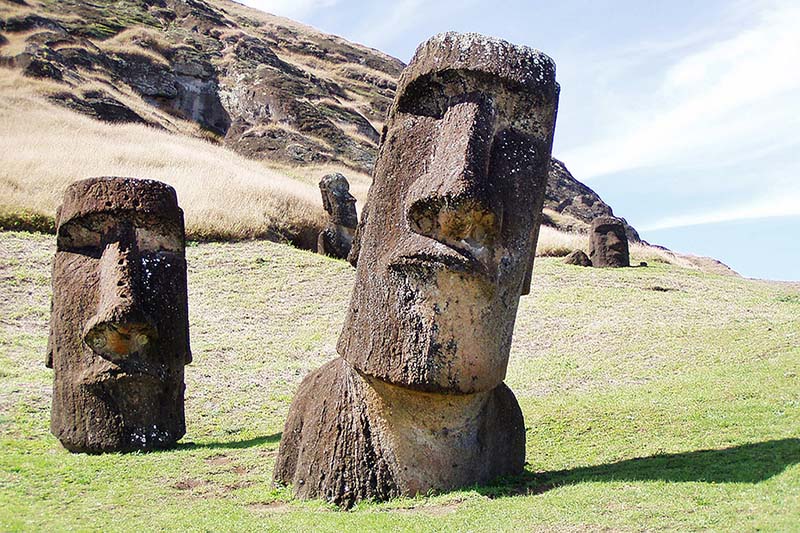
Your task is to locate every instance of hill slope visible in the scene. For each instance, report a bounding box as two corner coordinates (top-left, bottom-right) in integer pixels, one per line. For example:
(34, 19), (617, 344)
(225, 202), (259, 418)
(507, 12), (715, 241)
(0, 0), (644, 242)
(1, 231), (797, 530)
(0, 0), (401, 171)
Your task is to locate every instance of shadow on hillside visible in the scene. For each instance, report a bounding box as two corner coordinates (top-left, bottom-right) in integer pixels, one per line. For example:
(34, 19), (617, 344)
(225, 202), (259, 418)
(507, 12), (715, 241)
(177, 433), (282, 451)
(480, 438), (800, 498)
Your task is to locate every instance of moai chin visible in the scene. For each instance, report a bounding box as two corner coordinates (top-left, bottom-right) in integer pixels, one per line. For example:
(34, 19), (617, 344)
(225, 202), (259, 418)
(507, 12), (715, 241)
(274, 32), (560, 507)
(317, 172), (358, 259)
(47, 177), (191, 453)
(589, 216), (630, 267)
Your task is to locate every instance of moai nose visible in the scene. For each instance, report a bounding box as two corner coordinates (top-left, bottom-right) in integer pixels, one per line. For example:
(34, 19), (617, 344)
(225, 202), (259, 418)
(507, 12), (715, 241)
(83, 238), (156, 362)
(406, 97), (502, 250)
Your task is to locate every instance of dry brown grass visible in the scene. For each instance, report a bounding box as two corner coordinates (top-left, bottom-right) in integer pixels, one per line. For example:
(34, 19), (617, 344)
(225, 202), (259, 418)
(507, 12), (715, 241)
(0, 29), (41, 57)
(100, 27), (173, 58)
(536, 225), (697, 269)
(0, 69), (325, 242)
(97, 29), (172, 66)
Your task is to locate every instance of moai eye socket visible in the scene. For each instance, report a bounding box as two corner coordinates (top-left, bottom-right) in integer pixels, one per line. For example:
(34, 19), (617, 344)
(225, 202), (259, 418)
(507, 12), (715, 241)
(396, 75), (449, 118)
(56, 217), (106, 256)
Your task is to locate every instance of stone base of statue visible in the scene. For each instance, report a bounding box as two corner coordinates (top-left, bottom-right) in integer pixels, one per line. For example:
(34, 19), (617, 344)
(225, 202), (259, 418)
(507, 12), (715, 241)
(273, 358), (524, 508)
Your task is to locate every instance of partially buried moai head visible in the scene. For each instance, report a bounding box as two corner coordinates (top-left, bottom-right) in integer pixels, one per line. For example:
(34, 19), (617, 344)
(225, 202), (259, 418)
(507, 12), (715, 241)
(319, 173), (357, 229)
(317, 172), (358, 259)
(47, 177), (191, 453)
(590, 215), (630, 268)
(338, 33), (560, 394)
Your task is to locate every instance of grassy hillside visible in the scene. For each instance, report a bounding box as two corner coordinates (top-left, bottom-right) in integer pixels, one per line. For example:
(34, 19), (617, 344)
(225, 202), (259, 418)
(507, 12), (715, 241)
(1, 231), (797, 531)
(0, 68), (372, 245)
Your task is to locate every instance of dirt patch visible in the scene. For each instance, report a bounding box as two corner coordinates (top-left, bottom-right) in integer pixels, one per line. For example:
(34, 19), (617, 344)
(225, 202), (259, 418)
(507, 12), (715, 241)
(223, 480), (253, 492)
(173, 478), (207, 490)
(204, 454), (232, 466)
(382, 498), (467, 516)
(645, 285), (678, 292)
(248, 502), (292, 513)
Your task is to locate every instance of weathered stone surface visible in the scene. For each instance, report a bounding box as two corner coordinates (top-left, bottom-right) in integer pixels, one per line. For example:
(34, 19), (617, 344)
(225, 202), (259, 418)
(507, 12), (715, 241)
(589, 215), (630, 268)
(47, 177), (191, 453)
(317, 173), (357, 259)
(274, 358), (524, 507)
(564, 249), (592, 266)
(275, 32), (559, 506)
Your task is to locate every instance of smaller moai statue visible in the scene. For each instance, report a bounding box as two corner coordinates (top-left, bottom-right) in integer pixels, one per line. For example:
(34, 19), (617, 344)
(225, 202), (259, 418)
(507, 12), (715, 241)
(47, 177), (191, 453)
(589, 216), (630, 267)
(317, 173), (358, 259)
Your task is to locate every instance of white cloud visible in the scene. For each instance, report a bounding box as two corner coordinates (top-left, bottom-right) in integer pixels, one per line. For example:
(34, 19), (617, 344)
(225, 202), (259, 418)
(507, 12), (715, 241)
(559, 1), (800, 181)
(642, 190), (800, 231)
(348, 0), (425, 53)
(240, 0), (339, 20)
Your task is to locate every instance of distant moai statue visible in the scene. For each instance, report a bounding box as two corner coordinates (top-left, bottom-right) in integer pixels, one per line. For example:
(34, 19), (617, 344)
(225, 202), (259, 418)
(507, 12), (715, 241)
(274, 32), (560, 507)
(47, 177), (191, 453)
(589, 216), (630, 267)
(317, 173), (358, 259)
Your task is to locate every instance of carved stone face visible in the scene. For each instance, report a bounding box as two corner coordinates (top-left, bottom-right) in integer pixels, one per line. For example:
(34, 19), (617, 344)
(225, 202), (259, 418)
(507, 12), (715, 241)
(338, 34), (559, 394)
(47, 177), (190, 453)
(590, 216), (630, 268)
(319, 172), (358, 229)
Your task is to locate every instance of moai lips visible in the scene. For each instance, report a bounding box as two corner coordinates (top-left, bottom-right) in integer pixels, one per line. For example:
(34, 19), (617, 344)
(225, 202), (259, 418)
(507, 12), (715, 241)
(317, 172), (358, 259)
(275, 33), (560, 507)
(47, 177), (191, 453)
(590, 216), (630, 268)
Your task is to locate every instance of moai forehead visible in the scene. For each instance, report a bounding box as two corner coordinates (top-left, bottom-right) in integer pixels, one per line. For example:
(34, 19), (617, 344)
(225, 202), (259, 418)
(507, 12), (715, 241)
(56, 177), (184, 254)
(591, 215), (626, 234)
(337, 32), (559, 393)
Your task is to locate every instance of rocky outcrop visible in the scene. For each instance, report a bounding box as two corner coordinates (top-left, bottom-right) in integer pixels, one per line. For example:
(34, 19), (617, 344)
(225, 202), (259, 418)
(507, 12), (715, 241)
(564, 249), (592, 266)
(546, 158), (640, 242)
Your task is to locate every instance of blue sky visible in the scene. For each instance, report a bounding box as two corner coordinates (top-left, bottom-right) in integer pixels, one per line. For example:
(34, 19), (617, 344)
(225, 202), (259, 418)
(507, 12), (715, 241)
(242, 0), (799, 281)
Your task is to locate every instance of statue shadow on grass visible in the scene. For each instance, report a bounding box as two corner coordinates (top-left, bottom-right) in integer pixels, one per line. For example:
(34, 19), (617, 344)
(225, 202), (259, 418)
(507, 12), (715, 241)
(480, 438), (800, 498)
(175, 433), (282, 451)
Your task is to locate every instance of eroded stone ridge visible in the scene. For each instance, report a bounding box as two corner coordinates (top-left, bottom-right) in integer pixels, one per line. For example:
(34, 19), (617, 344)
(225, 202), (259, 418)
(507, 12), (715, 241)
(590, 215), (630, 268)
(274, 32), (559, 506)
(317, 172), (358, 259)
(48, 177), (191, 453)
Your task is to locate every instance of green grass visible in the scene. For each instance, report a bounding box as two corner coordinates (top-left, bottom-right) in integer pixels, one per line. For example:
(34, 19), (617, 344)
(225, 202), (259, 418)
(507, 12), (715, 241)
(0, 231), (798, 531)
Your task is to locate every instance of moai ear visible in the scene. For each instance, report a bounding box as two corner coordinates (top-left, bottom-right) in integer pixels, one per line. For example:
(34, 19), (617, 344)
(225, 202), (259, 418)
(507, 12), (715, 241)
(521, 223), (541, 296)
(347, 201), (369, 268)
(45, 301), (54, 368)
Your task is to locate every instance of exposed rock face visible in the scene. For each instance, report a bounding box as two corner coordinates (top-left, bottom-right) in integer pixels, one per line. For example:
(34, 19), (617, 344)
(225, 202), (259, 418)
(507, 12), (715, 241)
(546, 158), (640, 242)
(47, 177), (191, 453)
(274, 32), (559, 506)
(564, 249), (592, 266)
(0, 0), (402, 171)
(317, 173), (357, 259)
(590, 215), (630, 268)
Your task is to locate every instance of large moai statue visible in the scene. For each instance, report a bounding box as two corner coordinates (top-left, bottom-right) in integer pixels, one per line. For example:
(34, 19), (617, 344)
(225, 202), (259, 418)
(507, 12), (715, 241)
(589, 215), (630, 267)
(47, 177), (191, 453)
(317, 172), (358, 259)
(274, 32), (560, 506)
